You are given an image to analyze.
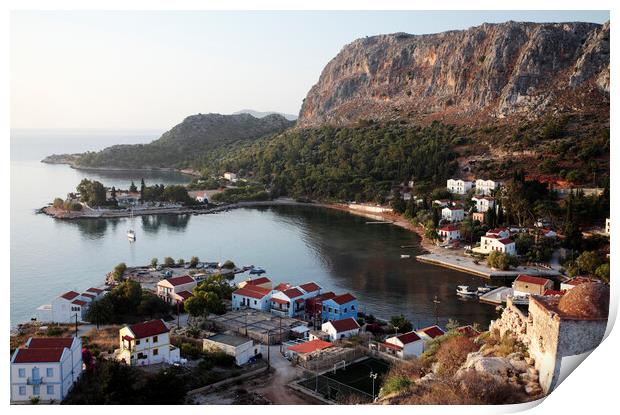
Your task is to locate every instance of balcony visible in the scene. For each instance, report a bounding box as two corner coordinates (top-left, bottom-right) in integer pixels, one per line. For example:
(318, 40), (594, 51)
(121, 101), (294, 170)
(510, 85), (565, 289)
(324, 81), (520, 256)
(27, 377), (43, 385)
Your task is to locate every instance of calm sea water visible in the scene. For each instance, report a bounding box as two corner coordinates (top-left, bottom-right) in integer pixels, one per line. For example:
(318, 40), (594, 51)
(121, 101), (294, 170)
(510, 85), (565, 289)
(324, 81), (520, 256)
(10, 130), (497, 328)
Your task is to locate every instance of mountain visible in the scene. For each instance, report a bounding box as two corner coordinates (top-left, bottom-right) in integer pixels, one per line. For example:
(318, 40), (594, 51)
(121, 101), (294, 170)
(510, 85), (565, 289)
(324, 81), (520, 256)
(298, 21), (609, 128)
(60, 113), (294, 170)
(233, 109), (298, 121)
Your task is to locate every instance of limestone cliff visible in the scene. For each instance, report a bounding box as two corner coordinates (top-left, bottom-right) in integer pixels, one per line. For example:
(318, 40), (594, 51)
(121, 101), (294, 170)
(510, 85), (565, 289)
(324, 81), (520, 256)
(298, 21), (609, 127)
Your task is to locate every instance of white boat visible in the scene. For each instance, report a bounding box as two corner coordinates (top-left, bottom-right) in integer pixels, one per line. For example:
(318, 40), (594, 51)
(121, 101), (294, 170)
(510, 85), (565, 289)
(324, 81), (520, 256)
(456, 285), (478, 296)
(400, 254), (411, 259)
(127, 209), (136, 241)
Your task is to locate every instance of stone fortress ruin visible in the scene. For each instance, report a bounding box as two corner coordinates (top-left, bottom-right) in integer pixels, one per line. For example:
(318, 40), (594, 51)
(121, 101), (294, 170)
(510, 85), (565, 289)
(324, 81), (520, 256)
(491, 282), (609, 394)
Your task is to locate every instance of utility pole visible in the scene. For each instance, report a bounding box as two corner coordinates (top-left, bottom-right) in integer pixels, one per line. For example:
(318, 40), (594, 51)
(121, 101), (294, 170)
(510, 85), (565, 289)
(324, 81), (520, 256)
(370, 371), (378, 400)
(176, 300), (180, 328)
(266, 330), (271, 372)
(74, 314), (78, 338)
(279, 316), (283, 353)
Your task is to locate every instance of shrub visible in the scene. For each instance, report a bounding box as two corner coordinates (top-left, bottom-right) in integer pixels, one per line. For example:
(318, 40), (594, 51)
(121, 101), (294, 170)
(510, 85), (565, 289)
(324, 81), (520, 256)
(434, 335), (478, 376)
(381, 375), (412, 396)
(163, 257), (175, 267)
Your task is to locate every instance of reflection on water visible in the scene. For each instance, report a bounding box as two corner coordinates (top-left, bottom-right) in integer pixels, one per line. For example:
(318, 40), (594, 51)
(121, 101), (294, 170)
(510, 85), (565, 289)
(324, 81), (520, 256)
(140, 214), (192, 233)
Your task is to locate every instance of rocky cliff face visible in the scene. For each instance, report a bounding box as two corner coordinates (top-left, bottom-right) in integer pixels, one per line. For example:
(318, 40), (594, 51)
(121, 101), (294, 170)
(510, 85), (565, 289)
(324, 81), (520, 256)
(298, 21), (609, 127)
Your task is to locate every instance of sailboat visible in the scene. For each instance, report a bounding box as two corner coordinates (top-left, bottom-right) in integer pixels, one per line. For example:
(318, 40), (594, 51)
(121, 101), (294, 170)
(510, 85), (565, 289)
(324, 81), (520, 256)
(127, 208), (136, 241)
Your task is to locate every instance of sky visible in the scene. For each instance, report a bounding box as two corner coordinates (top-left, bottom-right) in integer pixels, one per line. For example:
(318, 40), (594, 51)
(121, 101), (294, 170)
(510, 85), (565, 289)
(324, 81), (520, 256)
(11, 10), (610, 130)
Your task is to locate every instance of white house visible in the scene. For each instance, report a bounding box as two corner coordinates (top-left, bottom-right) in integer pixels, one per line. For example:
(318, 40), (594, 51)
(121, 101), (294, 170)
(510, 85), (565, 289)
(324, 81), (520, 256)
(560, 277), (599, 291)
(471, 195), (495, 213)
(416, 325), (446, 343)
(433, 199), (451, 208)
(383, 331), (425, 358)
(475, 179), (500, 195)
(203, 333), (259, 366)
(473, 235), (517, 255)
(438, 224), (461, 243)
(157, 275), (197, 304)
(447, 179), (474, 195)
(223, 172), (238, 182)
(512, 275), (554, 297)
(36, 291), (89, 324)
(115, 319), (180, 366)
(270, 286), (307, 318)
(441, 207), (464, 223)
(486, 228), (511, 239)
(10, 337), (82, 403)
(188, 190), (209, 203)
(321, 317), (360, 341)
(232, 285), (272, 311)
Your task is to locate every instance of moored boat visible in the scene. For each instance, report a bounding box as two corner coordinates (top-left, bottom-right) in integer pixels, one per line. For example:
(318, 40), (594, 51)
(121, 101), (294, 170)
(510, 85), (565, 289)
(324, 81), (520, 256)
(456, 285), (477, 296)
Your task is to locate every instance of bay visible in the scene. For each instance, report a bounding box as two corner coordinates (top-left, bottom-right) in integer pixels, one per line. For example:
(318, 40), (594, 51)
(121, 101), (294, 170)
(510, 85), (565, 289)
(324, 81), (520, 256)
(10, 130), (497, 328)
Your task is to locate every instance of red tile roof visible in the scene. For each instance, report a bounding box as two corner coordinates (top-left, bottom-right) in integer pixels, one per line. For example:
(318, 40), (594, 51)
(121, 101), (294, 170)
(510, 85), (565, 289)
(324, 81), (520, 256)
(564, 277), (597, 287)
(497, 238), (514, 245)
(330, 293), (357, 305)
(165, 275), (195, 286)
(81, 293), (96, 299)
(282, 288), (304, 299)
(295, 298), (305, 304)
(299, 282), (321, 293)
(27, 337), (74, 349)
(439, 224), (460, 232)
(61, 291), (80, 301)
(128, 319), (169, 339)
(86, 287), (103, 294)
(271, 297), (289, 305)
(396, 331), (422, 344)
(13, 348), (65, 363)
(328, 317), (360, 332)
(419, 325), (445, 339)
(274, 282), (291, 291)
(234, 285), (271, 299)
(177, 291), (193, 300)
(288, 339), (333, 354)
(244, 277), (271, 286)
(515, 275), (552, 286)
(72, 299), (87, 306)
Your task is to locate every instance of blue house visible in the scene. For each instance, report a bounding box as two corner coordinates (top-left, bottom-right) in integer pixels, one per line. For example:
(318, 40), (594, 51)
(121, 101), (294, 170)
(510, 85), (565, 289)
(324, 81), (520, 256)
(321, 293), (358, 322)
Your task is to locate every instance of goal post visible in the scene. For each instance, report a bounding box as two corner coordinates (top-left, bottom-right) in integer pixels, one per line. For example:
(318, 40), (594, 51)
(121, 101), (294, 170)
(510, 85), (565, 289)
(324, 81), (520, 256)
(333, 360), (346, 374)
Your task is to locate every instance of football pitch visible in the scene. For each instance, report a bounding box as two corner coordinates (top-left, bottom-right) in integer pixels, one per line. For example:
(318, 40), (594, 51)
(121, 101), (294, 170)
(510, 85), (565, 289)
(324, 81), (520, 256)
(298, 357), (391, 402)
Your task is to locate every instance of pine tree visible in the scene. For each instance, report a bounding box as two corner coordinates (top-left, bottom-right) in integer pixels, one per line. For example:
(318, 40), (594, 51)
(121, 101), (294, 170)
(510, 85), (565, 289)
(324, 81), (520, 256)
(129, 181), (137, 193)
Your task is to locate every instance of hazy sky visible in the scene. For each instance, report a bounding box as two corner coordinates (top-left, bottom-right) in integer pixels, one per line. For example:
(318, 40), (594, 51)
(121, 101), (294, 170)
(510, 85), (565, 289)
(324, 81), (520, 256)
(11, 10), (609, 130)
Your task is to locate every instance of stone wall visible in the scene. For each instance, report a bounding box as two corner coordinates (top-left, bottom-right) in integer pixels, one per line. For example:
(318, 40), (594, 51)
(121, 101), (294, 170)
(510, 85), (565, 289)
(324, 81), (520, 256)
(489, 298), (529, 344)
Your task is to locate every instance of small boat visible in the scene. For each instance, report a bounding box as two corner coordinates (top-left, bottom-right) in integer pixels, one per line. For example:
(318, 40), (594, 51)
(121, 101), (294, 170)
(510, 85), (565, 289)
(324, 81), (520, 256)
(456, 285), (478, 296)
(127, 209), (136, 241)
(477, 286), (492, 295)
(249, 267), (266, 275)
(400, 254), (411, 259)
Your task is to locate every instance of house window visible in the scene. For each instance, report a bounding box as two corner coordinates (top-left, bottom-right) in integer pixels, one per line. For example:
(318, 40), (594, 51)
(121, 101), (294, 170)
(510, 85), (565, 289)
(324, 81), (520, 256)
(33, 385), (40, 396)
(19, 386), (26, 395)
(153, 348), (159, 356)
(18, 368), (25, 378)
(344, 307), (348, 313)
(46, 368), (53, 377)
(334, 309), (339, 314)
(136, 339), (141, 345)
(47, 385), (54, 395)
(351, 305), (355, 310)
(254, 300), (257, 305)
(153, 336), (158, 343)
